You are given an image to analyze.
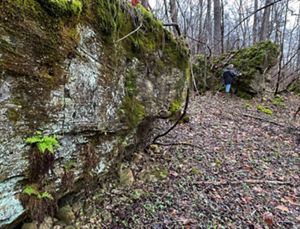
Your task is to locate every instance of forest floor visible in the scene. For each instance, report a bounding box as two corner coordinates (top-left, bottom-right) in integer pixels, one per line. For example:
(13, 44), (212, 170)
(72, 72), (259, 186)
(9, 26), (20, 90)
(74, 92), (300, 229)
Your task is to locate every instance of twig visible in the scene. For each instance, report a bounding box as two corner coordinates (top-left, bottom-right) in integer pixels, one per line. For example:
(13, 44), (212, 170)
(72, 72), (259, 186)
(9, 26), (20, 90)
(194, 179), (295, 186)
(293, 106), (300, 120)
(152, 88), (190, 144)
(242, 113), (300, 134)
(224, 0), (283, 41)
(116, 23), (143, 43)
(242, 113), (286, 128)
(163, 23), (181, 36)
(154, 141), (202, 149)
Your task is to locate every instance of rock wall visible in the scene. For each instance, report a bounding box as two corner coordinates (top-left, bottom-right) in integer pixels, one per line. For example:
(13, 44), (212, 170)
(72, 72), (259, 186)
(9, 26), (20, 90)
(0, 0), (189, 227)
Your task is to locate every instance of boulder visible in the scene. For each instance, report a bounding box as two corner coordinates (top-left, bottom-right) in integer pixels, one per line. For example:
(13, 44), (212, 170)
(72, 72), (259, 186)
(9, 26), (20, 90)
(0, 0), (189, 227)
(56, 205), (75, 225)
(194, 41), (279, 98)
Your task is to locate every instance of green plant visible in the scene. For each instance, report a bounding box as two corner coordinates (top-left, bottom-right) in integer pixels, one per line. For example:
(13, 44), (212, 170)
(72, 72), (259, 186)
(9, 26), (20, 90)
(23, 185), (54, 200)
(244, 102), (252, 108)
(26, 131), (60, 154)
(257, 104), (273, 115)
(272, 95), (285, 107)
(25, 132), (60, 181)
(21, 185), (57, 224)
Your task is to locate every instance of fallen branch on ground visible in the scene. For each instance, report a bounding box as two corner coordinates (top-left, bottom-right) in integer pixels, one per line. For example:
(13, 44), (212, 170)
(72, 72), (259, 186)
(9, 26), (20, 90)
(242, 113), (286, 128)
(195, 179), (295, 186)
(242, 113), (299, 133)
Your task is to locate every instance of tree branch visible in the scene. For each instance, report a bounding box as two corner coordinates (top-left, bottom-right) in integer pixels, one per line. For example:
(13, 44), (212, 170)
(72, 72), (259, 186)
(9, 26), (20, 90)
(152, 88), (190, 144)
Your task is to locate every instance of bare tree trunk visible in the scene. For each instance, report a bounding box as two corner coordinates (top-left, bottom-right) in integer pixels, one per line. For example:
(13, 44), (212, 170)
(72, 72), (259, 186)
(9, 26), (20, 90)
(296, 2), (300, 67)
(273, 4), (282, 44)
(252, 0), (258, 44)
(259, 0), (272, 41)
(204, 0), (212, 48)
(163, 0), (169, 21)
(221, 0), (224, 53)
(141, 0), (150, 9)
(275, 0), (289, 94)
(169, 0), (178, 35)
(213, 0), (222, 54)
(197, 0), (204, 53)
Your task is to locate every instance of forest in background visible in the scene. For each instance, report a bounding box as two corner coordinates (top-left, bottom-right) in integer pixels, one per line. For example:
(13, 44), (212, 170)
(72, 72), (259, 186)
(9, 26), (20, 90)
(149, 0), (300, 94)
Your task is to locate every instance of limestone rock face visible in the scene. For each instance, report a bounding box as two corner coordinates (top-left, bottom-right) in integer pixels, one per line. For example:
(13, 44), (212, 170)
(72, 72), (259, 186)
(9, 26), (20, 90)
(0, 0), (189, 227)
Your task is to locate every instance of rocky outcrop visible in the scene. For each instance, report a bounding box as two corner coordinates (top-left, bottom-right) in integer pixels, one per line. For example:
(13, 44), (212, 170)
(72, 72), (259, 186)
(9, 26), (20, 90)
(194, 41), (279, 98)
(0, 0), (189, 227)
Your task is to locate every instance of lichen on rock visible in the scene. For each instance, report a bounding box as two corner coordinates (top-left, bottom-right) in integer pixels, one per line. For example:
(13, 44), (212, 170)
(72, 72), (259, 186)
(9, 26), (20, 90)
(0, 0), (190, 227)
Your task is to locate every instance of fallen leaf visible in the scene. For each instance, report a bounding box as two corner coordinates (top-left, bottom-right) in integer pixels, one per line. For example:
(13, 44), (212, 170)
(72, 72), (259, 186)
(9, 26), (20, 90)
(275, 205), (289, 212)
(262, 212), (273, 228)
(170, 171), (179, 177)
(244, 164), (253, 171)
(284, 196), (300, 206)
(253, 186), (264, 193)
(242, 196), (253, 204)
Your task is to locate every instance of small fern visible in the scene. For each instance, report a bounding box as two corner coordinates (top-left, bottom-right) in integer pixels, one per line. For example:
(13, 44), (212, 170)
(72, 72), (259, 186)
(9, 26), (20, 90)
(26, 132), (60, 154)
(23, 185), (40, 196)
(23, 185), (54, 200)
(39, 191), (54, 200)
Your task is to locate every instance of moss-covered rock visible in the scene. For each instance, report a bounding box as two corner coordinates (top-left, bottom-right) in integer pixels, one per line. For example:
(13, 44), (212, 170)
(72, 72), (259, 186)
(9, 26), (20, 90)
(38, 0), (83, 17)
(0, 0), (189, 227)
(194, 41), (279, 98)
(288, 78), (300, 96)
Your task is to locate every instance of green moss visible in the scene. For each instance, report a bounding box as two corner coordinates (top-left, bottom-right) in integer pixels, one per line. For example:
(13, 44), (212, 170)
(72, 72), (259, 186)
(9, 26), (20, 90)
(119, 68), (145, 128)
(37, 0), (83, 17)
(120, 96), (145, 128)
(95, 0), (188, 70)
(272, 95), (285, 107)
(257, 104), (273, 115)
(96, 0), (121, 36)
(169, 99), (182, 114)
(7, 108), (20, 123)
(194, 41), (279, 97)
(185, 65), (191, 81)
(236, 90), (253, 100)
(151, 167), (168, 180)
(288, 79), (300, 96)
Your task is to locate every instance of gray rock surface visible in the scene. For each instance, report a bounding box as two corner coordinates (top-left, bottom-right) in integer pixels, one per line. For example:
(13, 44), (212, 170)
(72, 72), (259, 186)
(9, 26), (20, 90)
(0, 1), (189, 227)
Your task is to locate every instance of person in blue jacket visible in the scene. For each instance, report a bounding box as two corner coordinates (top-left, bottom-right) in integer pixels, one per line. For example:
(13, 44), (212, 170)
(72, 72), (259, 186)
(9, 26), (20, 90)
(223, 64), (240, 94)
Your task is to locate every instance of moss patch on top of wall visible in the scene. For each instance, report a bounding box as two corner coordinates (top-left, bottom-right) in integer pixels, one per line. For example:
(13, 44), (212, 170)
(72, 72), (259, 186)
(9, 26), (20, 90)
(37, 0), (83, 17)
(94, 0), (189, 70)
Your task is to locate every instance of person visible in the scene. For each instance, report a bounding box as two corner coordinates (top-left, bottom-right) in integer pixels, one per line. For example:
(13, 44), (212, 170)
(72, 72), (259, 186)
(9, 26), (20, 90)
(222, 64), (240, 94)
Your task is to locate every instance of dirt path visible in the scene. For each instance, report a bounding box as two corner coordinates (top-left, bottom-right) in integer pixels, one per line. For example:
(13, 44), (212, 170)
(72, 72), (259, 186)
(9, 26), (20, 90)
(74, 93), (300, 228)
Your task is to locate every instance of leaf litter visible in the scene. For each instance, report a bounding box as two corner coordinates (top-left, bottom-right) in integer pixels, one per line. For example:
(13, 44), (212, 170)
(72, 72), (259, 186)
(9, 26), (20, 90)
(74, 92), (300, 228)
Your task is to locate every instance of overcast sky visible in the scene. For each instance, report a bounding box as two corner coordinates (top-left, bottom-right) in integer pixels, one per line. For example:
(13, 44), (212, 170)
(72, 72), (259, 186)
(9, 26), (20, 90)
(148, 0), (299, 28)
